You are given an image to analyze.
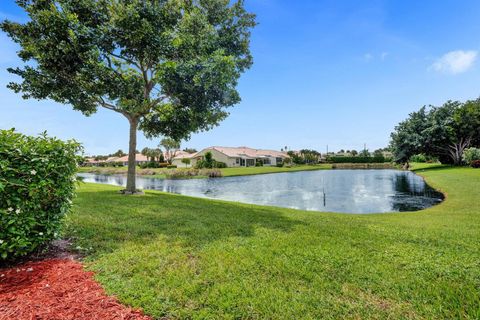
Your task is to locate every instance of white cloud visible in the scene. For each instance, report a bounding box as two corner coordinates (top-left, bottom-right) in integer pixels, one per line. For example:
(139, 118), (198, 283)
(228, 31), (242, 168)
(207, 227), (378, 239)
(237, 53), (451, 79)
(363, 53), (373, 61)
(431, 50), (478, 74)
(380, 52), (388, 60)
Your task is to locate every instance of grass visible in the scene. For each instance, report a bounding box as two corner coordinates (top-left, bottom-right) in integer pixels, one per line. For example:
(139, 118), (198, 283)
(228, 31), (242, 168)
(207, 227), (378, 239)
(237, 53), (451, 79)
(67, 166), (480, 319)
(220, 164), (331, 176)
(78, 163), (332, 179)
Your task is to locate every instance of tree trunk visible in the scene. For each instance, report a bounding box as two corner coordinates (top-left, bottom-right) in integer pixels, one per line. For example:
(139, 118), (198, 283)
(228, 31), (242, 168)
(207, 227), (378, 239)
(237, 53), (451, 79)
(125, 117), (138, 193)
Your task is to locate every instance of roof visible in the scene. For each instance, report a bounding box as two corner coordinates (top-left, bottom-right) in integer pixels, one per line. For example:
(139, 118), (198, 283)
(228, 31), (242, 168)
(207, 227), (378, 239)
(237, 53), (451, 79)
(115, 154), (149, 162)
(172, 150), (197, 159)
(204, 146), (288, 159)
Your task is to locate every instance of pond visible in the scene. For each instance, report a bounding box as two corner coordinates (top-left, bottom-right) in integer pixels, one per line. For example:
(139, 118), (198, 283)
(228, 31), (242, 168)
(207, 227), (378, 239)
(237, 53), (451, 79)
(78, 169), (444, 214)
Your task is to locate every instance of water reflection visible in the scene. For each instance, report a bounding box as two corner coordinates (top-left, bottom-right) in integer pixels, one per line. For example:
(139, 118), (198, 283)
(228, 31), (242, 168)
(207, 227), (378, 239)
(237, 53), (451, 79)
(78, 169), (443, 214)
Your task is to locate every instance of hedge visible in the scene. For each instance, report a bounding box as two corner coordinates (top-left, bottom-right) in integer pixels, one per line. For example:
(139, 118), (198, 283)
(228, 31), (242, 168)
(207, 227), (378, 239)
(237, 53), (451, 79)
(0, 129), (81, 260)
(327, 156), (391, 163)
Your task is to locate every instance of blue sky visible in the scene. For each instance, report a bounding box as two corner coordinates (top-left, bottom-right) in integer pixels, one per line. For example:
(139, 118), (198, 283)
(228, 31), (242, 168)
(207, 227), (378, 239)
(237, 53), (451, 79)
(1, 0), (480, 155)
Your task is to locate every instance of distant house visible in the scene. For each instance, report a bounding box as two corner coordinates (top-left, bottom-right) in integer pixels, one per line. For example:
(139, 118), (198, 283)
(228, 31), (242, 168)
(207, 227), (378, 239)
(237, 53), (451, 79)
(172, 146), (289, 168)
(114, 153), (149, 166)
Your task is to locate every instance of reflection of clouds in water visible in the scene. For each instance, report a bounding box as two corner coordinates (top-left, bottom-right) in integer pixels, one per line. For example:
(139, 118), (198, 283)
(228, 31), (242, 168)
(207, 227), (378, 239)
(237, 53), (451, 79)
(77, 169), (443, 214)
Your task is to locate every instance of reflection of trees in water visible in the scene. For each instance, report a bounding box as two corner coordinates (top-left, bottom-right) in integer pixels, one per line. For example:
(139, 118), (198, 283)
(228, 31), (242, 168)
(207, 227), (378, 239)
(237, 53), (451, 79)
(390, 173), (443, 211)
(114, 176), (125, 185)
(94, 175), (110, 183)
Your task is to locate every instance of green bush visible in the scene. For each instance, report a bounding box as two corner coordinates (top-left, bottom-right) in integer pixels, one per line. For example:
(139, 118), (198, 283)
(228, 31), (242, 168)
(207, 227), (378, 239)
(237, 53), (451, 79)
(200, 169), (223, 178)
(0, 129), (81, 260)
(327, 156), (390, 163)
(215, 161), (227, 168)
(255, 160), (263, 167)
(410, 154), (427, 163)
(167, 165), (177, 169)
(463, 148), (480, 164)
(164, 169), (195, 179)
(195, 158), (226, 169)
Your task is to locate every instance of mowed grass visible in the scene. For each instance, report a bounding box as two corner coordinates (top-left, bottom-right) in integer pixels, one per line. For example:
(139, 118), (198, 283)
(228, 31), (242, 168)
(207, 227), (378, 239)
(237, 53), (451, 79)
(220, 164), (331, 176)
(78, 163), (332, 179)
(67, 166), (480, 319)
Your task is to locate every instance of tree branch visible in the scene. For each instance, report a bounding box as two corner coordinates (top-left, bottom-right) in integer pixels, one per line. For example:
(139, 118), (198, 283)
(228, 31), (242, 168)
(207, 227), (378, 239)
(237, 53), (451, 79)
(108, 52), (141, 70)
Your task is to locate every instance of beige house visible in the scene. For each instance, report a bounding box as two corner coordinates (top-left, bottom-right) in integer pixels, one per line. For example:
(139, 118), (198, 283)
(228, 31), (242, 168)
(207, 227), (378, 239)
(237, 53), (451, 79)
(172, 146), (289, 168)
(114, 154), (149, 166)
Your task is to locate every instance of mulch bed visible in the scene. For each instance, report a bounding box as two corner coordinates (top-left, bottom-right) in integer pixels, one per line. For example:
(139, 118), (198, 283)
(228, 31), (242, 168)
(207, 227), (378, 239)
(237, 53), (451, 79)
(0, 259), (151, 320)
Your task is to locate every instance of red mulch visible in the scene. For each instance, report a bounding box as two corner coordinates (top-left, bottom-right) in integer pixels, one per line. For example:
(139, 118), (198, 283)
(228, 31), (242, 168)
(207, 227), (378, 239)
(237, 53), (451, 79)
(0, 259), (152, 320)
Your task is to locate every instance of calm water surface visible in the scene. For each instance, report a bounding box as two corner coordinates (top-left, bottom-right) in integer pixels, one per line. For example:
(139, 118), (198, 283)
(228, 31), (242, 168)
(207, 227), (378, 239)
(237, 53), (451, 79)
(78, 169), (443, 213)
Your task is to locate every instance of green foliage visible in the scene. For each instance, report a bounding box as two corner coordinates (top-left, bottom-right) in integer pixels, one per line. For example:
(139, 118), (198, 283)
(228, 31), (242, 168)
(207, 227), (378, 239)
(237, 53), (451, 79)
(139, 161), (159, 169)
(110, 149), (126, 157)
(141, 147), (162, 162)
(391, 99), (480, 165)
(196, 153), (226, 169)
(410, 154), (427, 163)
(139, 161), (168, 169)
(215, 161), (227, 168)
(196, 151), (214, 168)
(181, 158), (191, 167)
(0, 129), (81, 260)
(2, 0), (256, 191)
(463, 148), (480, 164)
(255, 159), (263, 167)
(167, 165), (177, 169)
(327, 156), (388, 163)
(68, 166), (480, 319)
(163, 168), (222, 179)
(183, 148), (197, 154)
(359, 149), (370, 157)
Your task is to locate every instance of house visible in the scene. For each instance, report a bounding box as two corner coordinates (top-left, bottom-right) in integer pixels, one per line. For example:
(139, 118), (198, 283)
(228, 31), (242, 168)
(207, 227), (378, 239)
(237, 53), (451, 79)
(172, 146), (289, 168)
(114, 153), (149, 166)
(171, 151), (196, 167)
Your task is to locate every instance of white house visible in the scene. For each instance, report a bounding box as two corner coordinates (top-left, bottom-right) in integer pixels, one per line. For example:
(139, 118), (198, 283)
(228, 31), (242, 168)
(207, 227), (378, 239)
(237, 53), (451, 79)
(172, 146), (289, 168)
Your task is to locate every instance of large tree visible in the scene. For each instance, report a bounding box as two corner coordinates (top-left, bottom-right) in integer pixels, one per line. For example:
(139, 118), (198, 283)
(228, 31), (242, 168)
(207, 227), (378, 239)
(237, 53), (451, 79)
(423, 100), (480, 164)
(390, 106), (429, 165)
(2, 0), (255, 193)
(390, 100), (480, 165)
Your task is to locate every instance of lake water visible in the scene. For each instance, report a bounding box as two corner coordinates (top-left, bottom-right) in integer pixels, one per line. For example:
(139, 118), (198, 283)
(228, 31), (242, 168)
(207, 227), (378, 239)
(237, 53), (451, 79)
(78, 169), (444, 214)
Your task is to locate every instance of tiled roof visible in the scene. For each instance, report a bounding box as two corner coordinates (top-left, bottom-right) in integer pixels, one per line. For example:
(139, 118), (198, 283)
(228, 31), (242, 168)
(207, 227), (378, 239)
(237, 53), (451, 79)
(172, 150), (197, 159)
(115, 154), (149, 162)
(207, 146), (288, 158)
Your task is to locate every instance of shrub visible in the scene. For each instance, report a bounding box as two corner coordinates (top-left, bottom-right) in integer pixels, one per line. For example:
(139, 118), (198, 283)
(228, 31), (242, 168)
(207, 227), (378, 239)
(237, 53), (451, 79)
(276, 163), (284, 167)
(471, 160), (480, 168)
(200, 169), (223, 178)
(181, 158), (191, 167)
(0, 129), (81, 260)
(326, 156), (389, 163)
(463, 148), (480, 164)
(164, 169), (200, 179)
(215, 161), (227, 168)
(167, 165), (177, 169)
(410, 154), (427, 163)
(255, 160), (263, 167)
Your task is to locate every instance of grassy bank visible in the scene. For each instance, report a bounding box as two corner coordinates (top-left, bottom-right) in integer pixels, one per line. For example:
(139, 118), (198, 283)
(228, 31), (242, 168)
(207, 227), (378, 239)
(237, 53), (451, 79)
(78, 164), (331, 179)
(67, 166), (480, 319)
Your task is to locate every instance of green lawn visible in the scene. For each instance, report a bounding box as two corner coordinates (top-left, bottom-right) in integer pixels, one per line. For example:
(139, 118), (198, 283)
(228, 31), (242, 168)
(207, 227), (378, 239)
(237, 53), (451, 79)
(220, 164), (331, 176)
(67, 166), (480, 319)
(78, 164), (331, 178)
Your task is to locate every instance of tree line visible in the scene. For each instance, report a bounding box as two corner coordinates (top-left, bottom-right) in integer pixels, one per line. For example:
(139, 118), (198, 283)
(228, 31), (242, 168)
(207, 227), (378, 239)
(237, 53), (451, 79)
(390, 98), (480, 165)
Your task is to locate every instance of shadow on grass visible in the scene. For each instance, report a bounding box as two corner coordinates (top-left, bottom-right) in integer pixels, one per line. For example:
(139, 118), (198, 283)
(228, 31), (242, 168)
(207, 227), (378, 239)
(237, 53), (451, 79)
(69, 189), (304, 255)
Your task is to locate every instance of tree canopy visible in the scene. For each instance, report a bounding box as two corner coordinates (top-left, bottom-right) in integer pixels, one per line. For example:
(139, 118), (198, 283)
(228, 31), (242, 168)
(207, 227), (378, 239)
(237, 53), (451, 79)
(390, 99), (480, 165)
(2, 0), (256, 192)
